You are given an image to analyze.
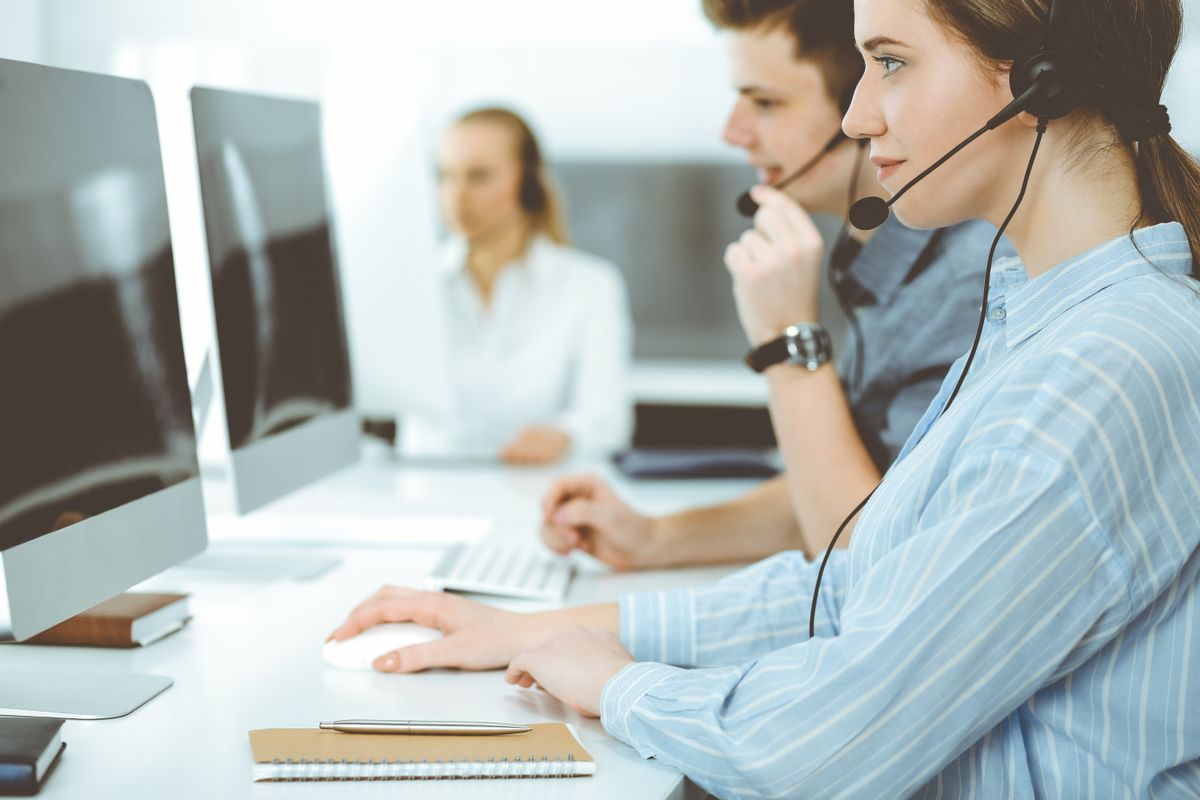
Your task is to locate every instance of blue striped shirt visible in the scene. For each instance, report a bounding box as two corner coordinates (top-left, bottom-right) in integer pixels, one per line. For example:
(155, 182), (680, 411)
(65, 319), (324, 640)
(601, 223), (1200, 799)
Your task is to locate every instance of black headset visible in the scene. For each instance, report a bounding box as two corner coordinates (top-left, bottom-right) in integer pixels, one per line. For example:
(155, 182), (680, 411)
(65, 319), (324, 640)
(1008, 0), (1087, 120)
(812, 0), (1087, 637)
(518, 136), (548, 215)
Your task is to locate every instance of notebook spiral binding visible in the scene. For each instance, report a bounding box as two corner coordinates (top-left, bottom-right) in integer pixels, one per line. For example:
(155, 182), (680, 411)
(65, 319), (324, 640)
(265, 753), (580, 781)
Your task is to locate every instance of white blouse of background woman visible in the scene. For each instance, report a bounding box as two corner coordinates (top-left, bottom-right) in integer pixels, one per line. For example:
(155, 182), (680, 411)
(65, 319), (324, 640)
(401, 235), (634, 457)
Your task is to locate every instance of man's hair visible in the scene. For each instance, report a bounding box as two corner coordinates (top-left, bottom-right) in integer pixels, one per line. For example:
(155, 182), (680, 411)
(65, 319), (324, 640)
(702, 0), (862, 112)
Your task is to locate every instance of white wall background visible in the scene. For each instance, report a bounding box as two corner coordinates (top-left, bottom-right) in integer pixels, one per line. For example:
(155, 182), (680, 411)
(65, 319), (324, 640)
(0, 0), (40, 62)
(0, 0), (1198, 416)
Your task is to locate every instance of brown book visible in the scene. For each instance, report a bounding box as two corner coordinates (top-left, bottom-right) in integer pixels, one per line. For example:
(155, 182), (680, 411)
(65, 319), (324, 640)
(26, 592), (190, 648)
(248, 723), (594, 782)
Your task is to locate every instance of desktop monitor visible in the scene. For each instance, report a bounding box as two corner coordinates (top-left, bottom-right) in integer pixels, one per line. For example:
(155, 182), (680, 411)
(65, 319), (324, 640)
(554, 160), (757, 360)
(0, 58), (207, 714)
(554, 161), (848, 451)
(190, 87), (357, 513)
(554, 160), (849, 360)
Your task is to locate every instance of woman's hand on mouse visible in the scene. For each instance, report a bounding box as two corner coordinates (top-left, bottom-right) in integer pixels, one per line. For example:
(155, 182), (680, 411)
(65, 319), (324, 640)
(327, 586), (557, 673)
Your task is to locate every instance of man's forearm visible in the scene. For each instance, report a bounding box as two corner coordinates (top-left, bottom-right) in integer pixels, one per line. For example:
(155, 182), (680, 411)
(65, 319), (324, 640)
(766, 364), (881, 554)
(646, 475), (805, 566)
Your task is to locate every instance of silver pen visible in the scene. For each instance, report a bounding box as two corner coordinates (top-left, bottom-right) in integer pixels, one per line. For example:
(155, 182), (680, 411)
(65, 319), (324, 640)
(319, 719), (531, 735)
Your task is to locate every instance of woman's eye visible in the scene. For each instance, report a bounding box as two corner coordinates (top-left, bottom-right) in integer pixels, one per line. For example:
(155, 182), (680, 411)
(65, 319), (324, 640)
(753, 98), (778, 111)
(873, 56), (904, 78)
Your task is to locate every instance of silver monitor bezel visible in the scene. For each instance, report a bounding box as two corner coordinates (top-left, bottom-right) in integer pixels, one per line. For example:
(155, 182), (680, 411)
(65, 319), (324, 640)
(1, 477), (207, 642)
(227, 408), (359, 514)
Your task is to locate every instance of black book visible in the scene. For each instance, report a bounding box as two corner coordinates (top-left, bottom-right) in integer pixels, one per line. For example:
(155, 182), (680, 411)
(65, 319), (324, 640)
(0, 717), (66, 797)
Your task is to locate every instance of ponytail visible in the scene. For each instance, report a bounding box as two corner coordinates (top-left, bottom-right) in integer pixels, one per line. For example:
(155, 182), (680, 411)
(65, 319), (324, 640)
(1136, 135), (1200, 278)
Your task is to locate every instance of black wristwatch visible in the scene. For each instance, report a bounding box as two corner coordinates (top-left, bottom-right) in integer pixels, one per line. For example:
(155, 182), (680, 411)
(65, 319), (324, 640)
(744, 323), (833, 374)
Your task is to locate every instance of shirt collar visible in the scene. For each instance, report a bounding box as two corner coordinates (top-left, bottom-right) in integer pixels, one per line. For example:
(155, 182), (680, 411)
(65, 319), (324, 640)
(1002, 222), (1194, 348)
(844, 216), (940, 305)
(439, 235), (555, 284)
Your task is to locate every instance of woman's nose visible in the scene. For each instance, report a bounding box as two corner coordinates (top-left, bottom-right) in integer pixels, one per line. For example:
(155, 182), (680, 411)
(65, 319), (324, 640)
(842, 79), (884, 141)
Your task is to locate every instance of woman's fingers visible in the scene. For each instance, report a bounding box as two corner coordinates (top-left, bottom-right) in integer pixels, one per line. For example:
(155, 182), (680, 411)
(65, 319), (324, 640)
(328, 589), (445, 642)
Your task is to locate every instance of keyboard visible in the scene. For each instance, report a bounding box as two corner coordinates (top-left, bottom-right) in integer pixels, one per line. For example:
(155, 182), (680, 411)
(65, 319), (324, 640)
(425, 541), (574, 602)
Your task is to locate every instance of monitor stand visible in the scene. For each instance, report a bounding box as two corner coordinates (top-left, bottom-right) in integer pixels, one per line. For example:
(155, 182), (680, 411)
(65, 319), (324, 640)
(0, 668), (172, 720)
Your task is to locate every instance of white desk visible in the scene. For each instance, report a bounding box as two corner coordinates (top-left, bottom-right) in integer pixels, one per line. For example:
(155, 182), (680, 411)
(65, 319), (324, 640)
(7, 459), (761, 798)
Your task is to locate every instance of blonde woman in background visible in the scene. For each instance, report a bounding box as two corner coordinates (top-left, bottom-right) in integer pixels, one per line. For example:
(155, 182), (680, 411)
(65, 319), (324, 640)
(402, 108), (633, 465)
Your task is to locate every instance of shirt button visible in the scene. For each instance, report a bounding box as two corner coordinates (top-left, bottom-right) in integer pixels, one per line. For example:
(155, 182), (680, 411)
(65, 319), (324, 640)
(988, 305), (1007, 322)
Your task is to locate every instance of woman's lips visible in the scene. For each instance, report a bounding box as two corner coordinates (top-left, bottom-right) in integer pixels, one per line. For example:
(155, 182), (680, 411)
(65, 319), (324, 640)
(872, 157), (905, 184)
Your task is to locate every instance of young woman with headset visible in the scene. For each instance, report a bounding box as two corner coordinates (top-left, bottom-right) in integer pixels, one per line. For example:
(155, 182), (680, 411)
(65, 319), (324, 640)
(332, 0), (1200, 795)
(400, 107), (633, 465)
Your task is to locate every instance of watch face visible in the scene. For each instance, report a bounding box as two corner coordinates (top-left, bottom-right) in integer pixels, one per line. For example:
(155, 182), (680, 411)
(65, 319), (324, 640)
(747, 325), (831, 373)
(786, 325), (831, 371)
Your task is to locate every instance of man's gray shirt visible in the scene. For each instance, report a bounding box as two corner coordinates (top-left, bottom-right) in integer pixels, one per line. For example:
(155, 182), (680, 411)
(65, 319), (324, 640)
(830, 217), (1011, 471)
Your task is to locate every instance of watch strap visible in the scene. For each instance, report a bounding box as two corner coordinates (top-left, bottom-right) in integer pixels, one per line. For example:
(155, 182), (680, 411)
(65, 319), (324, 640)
(744, 324), (832, 374)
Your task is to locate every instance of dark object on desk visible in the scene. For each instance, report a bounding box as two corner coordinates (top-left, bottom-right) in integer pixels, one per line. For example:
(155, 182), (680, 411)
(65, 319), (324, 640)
(361, 416), (398, 447)
(0, 717), (66, 796)
(614, 448), (780, 480)
(24, 593), (190, 649)
(633, 403), (777, 450)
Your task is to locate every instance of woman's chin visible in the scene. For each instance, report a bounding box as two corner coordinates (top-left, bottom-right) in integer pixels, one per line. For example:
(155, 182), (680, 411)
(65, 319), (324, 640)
(891, 199), (970, 232)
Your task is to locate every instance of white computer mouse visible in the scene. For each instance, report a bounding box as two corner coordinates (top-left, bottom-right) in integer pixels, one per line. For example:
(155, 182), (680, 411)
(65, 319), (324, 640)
(322, 623), (442, 671)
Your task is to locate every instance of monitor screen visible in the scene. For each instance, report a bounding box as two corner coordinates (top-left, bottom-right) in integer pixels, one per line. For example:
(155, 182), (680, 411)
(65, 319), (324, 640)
(191, 87), (351, 453)
(0, 60), (199, 552)
(554, 160), (756, 360)
(554, 160), (850, 364)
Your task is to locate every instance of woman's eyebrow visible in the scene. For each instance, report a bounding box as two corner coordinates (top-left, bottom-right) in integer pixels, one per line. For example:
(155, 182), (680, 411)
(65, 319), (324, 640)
(861, 36), (911, 53)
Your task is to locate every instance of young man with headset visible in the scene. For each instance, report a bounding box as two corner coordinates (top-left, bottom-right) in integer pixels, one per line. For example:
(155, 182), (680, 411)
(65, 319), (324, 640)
(535, 0), (1011, 567)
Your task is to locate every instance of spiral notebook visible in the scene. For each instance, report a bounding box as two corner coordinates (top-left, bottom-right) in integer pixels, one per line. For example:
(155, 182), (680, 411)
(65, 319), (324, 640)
(248, 723), (594, 781)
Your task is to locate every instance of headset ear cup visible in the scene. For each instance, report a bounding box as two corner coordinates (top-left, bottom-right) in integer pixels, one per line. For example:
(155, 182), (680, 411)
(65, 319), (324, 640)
(520, 172), (546, 214)
(1008, 41), (1088, 120)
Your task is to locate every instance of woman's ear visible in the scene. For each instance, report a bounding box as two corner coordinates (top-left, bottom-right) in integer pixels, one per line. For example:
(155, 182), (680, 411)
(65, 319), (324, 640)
(1016, 110), (1041, 129)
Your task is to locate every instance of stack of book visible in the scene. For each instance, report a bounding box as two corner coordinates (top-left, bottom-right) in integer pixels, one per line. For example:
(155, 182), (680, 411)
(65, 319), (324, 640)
(25, 593), (189, 648)
(0, 717), (65, 796)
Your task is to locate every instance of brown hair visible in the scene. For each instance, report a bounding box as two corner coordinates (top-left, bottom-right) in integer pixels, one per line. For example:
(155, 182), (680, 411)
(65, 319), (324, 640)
(702, 0), (863, 112)
(920, 0), (1200, 276)
(453, 107), (570, 246)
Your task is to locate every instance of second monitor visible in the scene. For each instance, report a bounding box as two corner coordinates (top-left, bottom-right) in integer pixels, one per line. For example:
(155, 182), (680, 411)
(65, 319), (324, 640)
(191, 87), (357, 514)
